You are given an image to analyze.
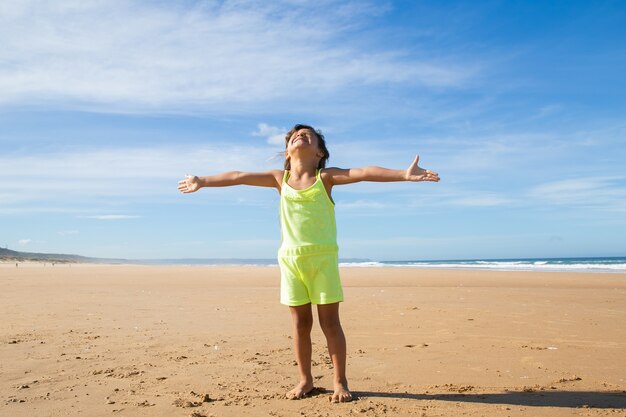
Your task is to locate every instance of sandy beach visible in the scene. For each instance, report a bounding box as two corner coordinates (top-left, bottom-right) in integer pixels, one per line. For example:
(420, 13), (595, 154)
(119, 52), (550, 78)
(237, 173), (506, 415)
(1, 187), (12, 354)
(1, 264), (625, 417)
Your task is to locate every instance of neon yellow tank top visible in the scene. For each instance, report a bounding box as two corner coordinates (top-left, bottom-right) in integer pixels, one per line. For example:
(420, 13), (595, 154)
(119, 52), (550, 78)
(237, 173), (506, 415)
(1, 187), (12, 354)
(279, 169), (337, 254)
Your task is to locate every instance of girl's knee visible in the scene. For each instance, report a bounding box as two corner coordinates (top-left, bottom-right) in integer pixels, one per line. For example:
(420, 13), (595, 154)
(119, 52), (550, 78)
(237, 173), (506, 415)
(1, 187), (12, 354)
(290, 305), (314, 332)
(319, 315), (342, 333)
(317, 303), (341, 331)
(294, 316), (313, 332)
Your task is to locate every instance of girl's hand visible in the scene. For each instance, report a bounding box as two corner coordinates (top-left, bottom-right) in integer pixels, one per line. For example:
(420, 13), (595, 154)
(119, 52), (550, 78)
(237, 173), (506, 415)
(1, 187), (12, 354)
(178, 175), (201, 193)
(405, 155), (440, 182)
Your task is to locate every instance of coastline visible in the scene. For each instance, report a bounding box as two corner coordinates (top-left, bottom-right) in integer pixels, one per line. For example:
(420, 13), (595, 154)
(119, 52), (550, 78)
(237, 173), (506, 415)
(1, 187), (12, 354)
(3, 254), (626, 273)
(2, 265), (625, 416)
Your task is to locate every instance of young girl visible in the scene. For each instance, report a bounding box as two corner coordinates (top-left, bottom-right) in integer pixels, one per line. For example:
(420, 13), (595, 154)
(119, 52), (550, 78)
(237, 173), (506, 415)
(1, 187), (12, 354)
(177, 124), (440, 403)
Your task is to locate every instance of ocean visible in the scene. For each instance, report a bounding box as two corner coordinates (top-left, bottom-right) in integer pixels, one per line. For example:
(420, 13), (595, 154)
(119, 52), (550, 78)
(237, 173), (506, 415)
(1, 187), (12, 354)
(343, 256), (626, 273)
(144, 256), (626, 273)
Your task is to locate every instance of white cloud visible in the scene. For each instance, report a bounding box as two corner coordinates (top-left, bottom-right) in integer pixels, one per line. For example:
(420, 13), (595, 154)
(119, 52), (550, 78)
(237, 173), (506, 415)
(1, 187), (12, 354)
(80, 215), (141, 220)
(446, 194), (513, 207)
(0, 1), (474, 113)
(58, 230), (79, 236)
(536, 104), (562, 118)
(0, 143), (278, 213)
(18, 239), (32, 246)
(253, 123), (286, 145)
(530, 177), (617, 201)
(336, 199), (388, 210)
(529, 176), (626, 211)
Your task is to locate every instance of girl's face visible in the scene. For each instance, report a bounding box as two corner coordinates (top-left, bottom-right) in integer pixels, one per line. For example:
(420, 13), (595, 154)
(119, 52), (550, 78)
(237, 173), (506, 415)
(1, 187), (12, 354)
(288, 128), (319, 149)
(285, 128), (324, 163)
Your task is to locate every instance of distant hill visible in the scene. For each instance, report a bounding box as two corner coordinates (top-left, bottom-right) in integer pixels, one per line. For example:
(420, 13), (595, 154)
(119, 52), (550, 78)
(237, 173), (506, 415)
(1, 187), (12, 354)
(1, 248), (369, 265)
(0, 248), (123, 264)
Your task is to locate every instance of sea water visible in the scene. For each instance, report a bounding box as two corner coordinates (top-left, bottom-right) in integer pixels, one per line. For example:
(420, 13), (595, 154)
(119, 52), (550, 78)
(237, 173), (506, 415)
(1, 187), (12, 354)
(342, 256), (626, 273)
(146, 256), (626, 273)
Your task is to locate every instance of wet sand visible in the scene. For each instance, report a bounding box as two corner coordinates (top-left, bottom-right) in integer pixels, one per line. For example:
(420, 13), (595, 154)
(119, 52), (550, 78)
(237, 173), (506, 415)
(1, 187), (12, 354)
(1, 264), (625, 416)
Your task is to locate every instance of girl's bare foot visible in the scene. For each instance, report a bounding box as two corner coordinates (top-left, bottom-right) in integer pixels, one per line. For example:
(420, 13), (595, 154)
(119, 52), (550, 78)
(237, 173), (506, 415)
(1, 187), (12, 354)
(286, 380), (314, 400)
(330, 382), (352, 403)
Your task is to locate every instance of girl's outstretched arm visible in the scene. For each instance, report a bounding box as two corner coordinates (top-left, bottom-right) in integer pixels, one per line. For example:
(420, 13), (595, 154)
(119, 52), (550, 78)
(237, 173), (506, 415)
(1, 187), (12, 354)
(178, 170), (283, 193)
(327, 155), (440, 186)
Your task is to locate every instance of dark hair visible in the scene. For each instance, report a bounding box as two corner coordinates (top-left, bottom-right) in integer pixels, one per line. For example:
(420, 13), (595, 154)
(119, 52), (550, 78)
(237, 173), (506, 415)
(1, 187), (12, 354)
(284, 124), (329, 170)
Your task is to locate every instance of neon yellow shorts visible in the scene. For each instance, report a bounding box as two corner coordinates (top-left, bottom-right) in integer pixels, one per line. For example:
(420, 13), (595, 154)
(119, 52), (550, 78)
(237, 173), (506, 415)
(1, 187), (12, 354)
(278, 245), (343, 306)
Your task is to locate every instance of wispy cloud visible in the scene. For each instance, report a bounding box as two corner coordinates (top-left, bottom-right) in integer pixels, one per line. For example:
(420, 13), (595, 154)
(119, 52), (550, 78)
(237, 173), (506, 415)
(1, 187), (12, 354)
(0, 143), (277, 212)
(0, 1), (475, 113)
(253, 123), (286, 145)
(529, 176), (626, 212)
(533, 104), (562, 119)
(58, 230), (79, 236)
(80, 215), (142, 221)
(445, 194), (513, 207)
(18, 239), (32, 246)
(336, 199), (388, 210)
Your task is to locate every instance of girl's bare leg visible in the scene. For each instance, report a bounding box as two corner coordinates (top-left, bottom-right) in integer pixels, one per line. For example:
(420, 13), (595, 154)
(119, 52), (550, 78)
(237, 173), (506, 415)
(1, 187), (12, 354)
(286, 304), (314, 399)
(317, 302), (352, 403)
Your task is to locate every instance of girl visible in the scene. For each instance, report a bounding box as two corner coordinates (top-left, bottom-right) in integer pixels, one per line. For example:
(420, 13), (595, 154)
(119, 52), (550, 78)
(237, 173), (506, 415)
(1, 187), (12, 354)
(177, 124), (440, 403)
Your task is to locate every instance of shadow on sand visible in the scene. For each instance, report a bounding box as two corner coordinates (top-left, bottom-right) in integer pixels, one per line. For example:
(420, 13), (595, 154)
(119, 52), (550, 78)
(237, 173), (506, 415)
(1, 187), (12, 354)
(352, 390), (626, 409)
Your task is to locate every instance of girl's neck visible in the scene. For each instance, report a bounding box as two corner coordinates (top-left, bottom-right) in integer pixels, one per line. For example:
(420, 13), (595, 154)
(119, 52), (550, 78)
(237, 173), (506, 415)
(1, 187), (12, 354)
(288, 158), (318, 178)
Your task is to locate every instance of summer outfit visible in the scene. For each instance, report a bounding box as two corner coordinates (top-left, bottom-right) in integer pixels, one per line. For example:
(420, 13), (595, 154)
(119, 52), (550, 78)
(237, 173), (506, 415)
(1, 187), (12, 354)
(278, 169), (343, 306)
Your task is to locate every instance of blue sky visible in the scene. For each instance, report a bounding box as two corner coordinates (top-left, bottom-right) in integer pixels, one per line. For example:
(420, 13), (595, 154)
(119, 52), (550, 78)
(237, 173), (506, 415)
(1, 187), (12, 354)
(1, 0), (625, 261)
